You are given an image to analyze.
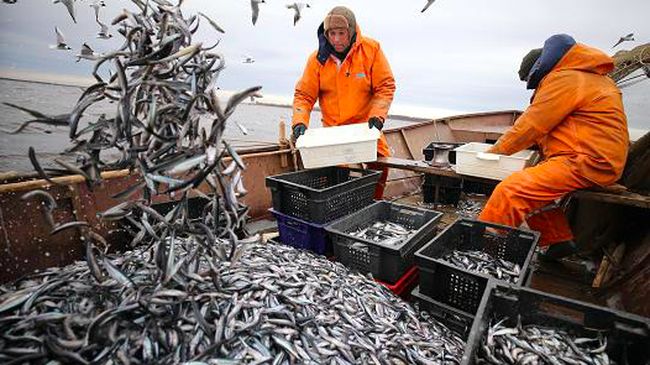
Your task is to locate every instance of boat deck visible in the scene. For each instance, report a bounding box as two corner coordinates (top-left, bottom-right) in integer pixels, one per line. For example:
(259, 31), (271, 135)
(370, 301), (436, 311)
(389, 192), (606, 307)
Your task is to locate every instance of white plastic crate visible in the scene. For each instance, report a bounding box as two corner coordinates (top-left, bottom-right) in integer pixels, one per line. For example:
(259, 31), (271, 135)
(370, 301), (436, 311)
(453, 142), (538, 180)
(296, 124), (380, 169)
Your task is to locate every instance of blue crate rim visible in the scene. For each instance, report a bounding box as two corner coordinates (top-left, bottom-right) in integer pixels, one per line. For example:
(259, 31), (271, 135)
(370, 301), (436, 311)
(325, 201), (444, 254)
(414, 217), (539, 287)
(265, 167), (381, 193)
(268, 208), (328, 228)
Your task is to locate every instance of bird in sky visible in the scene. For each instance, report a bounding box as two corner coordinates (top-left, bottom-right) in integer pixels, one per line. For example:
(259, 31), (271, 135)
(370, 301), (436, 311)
(76, 43), (100, 62)
(50, 27), (72, 50)
(612, 33), (634, 48)
(251, 0), (266, 25)
(53, 0), (76, 23)
(96, 19), (113, 39)
(286, 2), (310, 26)
(89, 1), (106, 22)
(421, 0), (436, 13)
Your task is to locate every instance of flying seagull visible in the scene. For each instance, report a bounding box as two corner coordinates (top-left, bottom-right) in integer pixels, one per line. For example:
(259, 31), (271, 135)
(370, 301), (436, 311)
(76, 43), (99, 62)
(89, 1), (106, 22)
(50, 27), (72, 50)
(251, 0), (265, 25)
(286, 2), (310, 26)
(421, 0), (436, 13)
(612, 33), (634, 48)
(96, 19), (112, 39)
(53, 0), (76, 23)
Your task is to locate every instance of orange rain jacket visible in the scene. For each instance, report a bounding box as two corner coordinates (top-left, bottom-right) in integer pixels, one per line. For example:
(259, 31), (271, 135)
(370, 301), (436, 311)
(292, 24), (396, 157)
(480, 40), (629, 246)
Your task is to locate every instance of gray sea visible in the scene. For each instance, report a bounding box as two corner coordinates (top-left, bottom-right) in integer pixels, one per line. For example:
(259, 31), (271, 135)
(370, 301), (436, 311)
(0, 78), (421, 173)
(1, 77), (647, 173)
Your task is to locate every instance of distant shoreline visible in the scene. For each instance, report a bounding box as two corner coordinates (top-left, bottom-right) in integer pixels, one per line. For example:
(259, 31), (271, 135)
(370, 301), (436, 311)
(0, 75), (431, 123)
(0, 75), (645, 135)
(0, 76), (86, 89)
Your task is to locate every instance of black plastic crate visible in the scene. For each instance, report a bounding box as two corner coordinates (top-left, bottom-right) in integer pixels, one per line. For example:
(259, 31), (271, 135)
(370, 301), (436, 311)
(415, 218), (538, 315)
(423, 175), (462, 205)
(412, 286), (477, 339)
(326, 201), (442, 283)
(462, 283), (650, 365)
(265, 167), (381, 224)
(423, 142), (465, 164)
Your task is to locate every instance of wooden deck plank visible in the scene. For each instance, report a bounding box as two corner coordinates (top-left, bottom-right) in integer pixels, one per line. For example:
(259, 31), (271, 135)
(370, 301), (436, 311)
(571, 189), (650, 209)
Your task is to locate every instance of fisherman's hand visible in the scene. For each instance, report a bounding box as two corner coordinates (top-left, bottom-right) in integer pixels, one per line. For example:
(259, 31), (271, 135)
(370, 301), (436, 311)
(293, 123), (307, 140)
(368, 117), (384, 131)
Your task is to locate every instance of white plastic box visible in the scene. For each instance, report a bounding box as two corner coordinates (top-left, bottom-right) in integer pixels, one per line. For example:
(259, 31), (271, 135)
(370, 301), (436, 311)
(296, 124), (380, 169)
(453, 142), (539, 180)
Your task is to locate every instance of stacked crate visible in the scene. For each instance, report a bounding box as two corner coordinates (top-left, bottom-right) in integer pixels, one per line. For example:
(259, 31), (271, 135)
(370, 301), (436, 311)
(265, 166), (380, 256)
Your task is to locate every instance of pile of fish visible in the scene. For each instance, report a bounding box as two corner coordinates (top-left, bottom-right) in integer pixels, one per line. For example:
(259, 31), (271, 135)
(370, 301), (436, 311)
(6, 1), (259, 251)
(479, 318), (611, 365)
(1, 1), (468, 363)
(0, 241), (466, 364)
(348, 221), (416, 247)
(441, 250), (521, 284)
(455, 199), (483, 218)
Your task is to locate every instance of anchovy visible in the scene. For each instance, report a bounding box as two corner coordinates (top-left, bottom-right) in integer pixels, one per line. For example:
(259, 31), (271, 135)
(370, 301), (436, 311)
(348, 220), (416, 247)
(441, 249), (521, 284)
(1, 1), (469, 363)
(480, 317), (612, 365)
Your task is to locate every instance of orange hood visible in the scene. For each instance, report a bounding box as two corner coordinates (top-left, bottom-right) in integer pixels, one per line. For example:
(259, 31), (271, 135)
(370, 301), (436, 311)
(553, 43), (615, 75)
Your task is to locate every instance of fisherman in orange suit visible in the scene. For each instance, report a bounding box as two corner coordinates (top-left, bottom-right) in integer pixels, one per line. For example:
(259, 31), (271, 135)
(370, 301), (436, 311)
(479, 34), (629, 259)
(291, 6), (396, 199)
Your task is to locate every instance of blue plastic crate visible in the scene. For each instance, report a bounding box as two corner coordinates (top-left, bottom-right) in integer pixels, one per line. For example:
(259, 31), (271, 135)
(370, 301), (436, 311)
(269, 208), (331, 255)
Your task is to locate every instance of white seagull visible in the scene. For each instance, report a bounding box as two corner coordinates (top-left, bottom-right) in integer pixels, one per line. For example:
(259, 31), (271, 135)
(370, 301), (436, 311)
(286, 2), (310, 26)
(612, 33), (634, 49)
(96, 19), (112, 39)
(251, 0), (265, 26)
(76, 43), (100, 62)
(89, 1), (106, 22)
(53, 0), (76, 23)
(50, 27), (72, 50)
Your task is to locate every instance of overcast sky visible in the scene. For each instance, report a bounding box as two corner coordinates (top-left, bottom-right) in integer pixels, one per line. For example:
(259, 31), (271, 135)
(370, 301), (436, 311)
(0, 0), (648, 122)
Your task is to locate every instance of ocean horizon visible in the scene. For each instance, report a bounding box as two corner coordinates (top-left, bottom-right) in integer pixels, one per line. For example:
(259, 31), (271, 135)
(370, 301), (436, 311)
(0, 73), (647, 173)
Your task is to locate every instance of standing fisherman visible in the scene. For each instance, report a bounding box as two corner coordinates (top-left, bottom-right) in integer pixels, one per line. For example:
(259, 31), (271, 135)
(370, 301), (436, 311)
(291, 6), (396, 199)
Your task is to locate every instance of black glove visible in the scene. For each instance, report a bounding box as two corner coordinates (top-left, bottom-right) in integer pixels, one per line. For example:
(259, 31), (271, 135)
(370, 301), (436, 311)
(368, 117), (383, 131)
(293, 123), (307, 139)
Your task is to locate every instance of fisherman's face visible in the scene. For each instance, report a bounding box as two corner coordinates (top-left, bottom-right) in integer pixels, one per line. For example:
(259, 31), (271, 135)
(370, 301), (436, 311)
(327, 28), (351, 52)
